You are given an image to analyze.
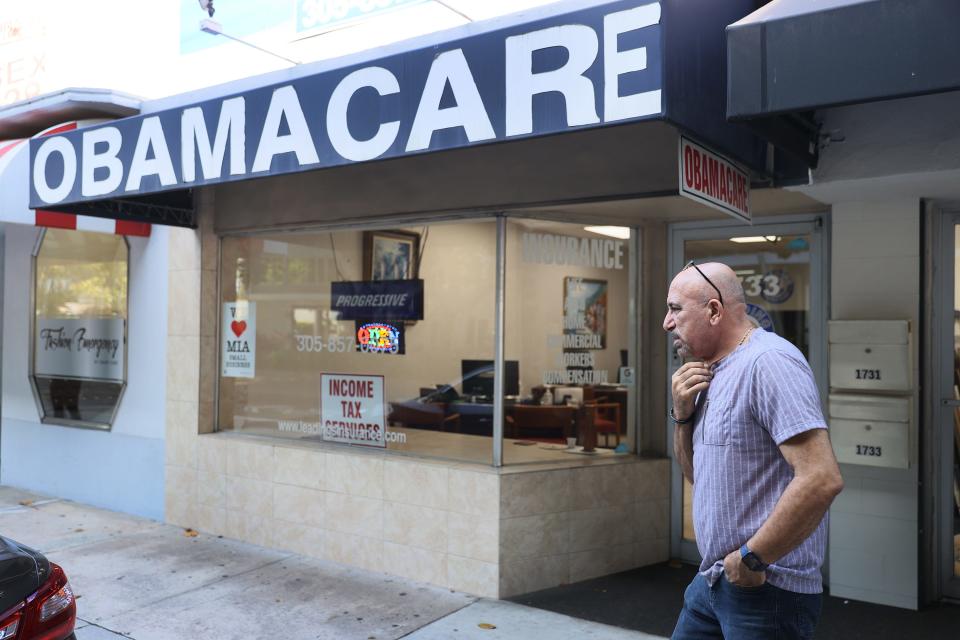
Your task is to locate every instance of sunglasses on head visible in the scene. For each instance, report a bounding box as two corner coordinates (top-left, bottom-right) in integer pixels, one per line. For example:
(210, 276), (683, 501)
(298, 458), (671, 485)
(683, 260), (724, 306)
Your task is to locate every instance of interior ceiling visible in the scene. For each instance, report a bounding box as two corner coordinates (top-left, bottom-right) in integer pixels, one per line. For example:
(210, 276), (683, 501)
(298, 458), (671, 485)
(508, 187), (827, 225)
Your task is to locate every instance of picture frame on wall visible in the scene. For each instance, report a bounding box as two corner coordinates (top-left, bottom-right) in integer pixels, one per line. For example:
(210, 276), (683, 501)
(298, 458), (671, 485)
(563, 277), (607, 349)
(363, 230), (420, 281)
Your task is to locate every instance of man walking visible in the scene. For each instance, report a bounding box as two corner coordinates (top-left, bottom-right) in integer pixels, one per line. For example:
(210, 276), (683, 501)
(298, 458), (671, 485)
(664, 261), (843, 639)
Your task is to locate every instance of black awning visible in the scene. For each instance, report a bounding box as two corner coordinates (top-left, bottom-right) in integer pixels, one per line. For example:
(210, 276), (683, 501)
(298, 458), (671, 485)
(40, 189), (196, 229)
(727, 0), (960, 119)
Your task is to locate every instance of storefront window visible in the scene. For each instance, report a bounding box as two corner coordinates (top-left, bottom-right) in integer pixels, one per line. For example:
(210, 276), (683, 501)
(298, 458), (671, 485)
(32, 229), (128, 428)
(502, 219), (634, 464)
(217, 220), (496, 463)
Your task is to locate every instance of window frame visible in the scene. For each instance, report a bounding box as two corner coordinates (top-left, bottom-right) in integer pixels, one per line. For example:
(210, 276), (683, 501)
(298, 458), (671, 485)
(28, 227), (130, 430)
(213, 212), (640, 467)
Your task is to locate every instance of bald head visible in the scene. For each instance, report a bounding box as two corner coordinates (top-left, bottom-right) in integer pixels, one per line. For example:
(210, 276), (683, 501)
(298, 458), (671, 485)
(664, 261), (753, 362)
(673, 262), (746, 310)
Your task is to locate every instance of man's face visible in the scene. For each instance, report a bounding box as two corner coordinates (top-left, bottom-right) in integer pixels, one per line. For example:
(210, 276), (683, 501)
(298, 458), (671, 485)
(663, 277), (712, 359)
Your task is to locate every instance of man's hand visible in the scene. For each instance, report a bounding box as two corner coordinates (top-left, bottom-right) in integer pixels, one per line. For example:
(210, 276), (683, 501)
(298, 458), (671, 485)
(722, 548), (766, 587)
(670, 361), (712, 420)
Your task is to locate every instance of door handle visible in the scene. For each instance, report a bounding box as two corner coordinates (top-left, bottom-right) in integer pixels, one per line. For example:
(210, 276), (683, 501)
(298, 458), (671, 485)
(941, 399), (960, 406)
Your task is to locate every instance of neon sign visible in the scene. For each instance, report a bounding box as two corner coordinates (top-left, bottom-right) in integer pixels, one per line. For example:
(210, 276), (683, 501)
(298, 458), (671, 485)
(357, 323), (400, 354)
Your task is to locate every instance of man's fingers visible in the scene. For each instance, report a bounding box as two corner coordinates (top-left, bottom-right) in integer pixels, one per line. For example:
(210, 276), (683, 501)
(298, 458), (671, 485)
(674, 361), (706, 376)
(688, 380), (711, 393)
(680, 367), (712, 382)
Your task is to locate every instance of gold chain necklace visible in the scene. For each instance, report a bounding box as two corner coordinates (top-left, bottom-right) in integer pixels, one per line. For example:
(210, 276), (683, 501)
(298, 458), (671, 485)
(737, 326), (755, 346)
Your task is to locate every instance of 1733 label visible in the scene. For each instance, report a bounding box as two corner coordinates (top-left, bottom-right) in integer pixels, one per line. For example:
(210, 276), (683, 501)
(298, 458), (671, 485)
(855, 444), (882, 457)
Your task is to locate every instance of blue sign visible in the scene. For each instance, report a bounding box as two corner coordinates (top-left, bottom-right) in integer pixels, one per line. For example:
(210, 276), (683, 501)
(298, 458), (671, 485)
(331, 279), (424, 320)
(179, 0), (288, 55)
(746, 303), (775, 332)
(760, 269), (794, 304)
(30, 0), (663, 208)
(297, 0), (428, 35)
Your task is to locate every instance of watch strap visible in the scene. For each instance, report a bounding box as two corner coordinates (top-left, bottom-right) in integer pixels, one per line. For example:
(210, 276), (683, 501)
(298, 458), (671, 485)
(740, 544), (768, 571)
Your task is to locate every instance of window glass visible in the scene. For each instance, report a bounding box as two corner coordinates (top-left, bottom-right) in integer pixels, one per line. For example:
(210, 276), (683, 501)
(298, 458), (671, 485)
(32, 228), (128, 427)
(218, 221), (496, 464)
(502, 219), (634, 464)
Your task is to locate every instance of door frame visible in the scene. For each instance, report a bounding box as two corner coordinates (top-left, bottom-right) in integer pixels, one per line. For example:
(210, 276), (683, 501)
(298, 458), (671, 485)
(666, 213), (830, 563)
(925, 202), (960, 602)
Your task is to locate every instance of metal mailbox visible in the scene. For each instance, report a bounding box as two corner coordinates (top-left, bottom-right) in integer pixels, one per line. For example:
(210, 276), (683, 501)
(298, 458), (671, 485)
(828, 320), (911, 392)
(829, 394), (910, 469)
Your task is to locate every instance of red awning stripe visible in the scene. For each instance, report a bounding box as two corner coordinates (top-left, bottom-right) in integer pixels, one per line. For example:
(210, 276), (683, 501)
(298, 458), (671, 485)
(0, 122), (150, 237)
(35, 210), (77, 230)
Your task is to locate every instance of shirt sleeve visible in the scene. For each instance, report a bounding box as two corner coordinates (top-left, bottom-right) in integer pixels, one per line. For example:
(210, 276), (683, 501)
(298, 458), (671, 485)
(749, 349), (827, 445)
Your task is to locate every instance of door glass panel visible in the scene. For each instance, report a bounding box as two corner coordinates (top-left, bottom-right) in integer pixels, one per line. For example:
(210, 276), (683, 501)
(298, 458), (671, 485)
(952, 226), (960, 577)
(679, 233), (812, 544)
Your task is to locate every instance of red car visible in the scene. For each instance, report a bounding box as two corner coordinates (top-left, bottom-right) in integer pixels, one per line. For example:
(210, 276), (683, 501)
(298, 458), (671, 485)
(0, 536), (76, 640)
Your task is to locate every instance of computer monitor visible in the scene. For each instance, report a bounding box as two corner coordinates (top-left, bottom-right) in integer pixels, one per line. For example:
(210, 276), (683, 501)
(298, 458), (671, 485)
(552, 386), (584, 406)
(461, 359), (519, 398)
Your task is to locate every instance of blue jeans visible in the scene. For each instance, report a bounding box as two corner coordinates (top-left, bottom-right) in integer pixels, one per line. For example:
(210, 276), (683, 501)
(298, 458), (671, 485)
(671, 573), (822, 639)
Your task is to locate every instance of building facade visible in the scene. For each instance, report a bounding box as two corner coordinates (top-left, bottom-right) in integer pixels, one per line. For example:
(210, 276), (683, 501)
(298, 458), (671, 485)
(5, 0), (959, 609)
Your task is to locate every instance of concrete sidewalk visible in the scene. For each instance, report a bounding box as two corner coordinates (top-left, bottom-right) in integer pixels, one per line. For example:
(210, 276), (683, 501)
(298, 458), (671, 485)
(0, 486), (663, 640)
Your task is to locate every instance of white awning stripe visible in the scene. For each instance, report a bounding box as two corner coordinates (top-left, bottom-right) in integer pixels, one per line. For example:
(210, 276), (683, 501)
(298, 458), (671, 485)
(0, 122), (150, 237)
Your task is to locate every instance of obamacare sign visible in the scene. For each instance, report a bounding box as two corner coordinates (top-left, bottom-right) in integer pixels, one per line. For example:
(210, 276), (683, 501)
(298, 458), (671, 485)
(30, 0), (663, 208)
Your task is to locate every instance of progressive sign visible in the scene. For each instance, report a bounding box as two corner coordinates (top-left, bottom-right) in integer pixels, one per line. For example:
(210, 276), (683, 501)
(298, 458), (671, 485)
(30, 0), (664, 208)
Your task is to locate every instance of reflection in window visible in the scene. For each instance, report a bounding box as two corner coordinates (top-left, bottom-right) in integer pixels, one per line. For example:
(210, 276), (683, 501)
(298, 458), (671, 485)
(32, 229), (128, 428)
(503, 219), (633, 464)
(218, 224), (497, 464)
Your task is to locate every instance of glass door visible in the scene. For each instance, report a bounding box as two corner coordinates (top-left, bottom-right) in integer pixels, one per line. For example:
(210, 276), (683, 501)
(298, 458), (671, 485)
(935, 214), (960, 600)
(668, 218), (827, 563)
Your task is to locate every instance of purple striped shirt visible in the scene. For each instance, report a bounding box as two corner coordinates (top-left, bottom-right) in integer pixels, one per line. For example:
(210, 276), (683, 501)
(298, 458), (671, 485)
(692, 329), (828, 594)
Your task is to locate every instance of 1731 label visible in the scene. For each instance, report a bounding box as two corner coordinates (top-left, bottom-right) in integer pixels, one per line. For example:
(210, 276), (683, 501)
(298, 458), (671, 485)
(854, 369), (881, 380)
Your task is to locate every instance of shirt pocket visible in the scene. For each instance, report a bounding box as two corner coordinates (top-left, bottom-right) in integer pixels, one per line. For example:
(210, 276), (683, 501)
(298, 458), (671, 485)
(699, 398), (731, 446)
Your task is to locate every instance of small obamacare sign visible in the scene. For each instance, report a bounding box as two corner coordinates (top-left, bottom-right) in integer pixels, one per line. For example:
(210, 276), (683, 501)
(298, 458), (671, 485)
(30, 0), (664, 208)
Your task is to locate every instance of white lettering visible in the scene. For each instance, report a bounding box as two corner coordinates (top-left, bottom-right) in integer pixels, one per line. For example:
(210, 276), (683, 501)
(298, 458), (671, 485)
(33, 137), (78, 204)
(80, 127), (123, 197)
(603, 4), (662, 122)
(505, 24), (600, 136)
(406, 48), (495, 152)
(521, 232), (624, 269)
(253, 85), (320, 172)
(125, 117), (177, 192)
(327, 66), (401, 161)
(181, 97), (246, 182)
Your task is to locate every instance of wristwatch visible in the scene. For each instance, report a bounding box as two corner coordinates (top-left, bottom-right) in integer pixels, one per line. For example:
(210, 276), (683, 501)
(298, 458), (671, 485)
(740, 544), (768, 572)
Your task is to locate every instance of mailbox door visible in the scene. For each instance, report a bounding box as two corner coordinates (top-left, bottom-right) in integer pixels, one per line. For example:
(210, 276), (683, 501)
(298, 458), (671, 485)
(831, 418), (909, 469)
(829, 344), (911, 391)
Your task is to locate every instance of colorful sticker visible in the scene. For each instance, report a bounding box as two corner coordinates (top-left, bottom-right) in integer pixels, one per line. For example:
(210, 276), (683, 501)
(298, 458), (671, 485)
(357, 323), (400, 354)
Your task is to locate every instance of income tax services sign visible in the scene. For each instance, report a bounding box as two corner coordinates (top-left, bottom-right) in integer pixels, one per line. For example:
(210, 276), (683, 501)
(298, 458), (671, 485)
(321, 373), (386, 447)
(30, 0), (663, 208)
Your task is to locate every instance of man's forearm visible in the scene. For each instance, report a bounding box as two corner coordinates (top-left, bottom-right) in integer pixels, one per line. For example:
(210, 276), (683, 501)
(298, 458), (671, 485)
(674, 424), (694, 484)
(746, 471), (838, 565)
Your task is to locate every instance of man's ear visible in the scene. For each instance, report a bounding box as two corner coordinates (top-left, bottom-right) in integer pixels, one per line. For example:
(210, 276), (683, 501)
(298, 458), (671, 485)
(707, 300), (723, 325)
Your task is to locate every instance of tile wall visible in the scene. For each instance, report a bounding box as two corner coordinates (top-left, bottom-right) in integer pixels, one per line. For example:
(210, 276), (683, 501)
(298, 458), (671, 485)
(165, 209), (671, 598)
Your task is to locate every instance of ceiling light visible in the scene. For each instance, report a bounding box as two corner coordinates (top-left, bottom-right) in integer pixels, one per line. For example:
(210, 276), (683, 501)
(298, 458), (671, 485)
(584, 226), (631, 239)
(728, 235), (781, 243)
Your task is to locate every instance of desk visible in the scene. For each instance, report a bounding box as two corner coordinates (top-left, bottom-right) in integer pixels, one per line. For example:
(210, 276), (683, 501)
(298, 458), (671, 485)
(506, 405), (577, 440)
(450, 401), (495, 435)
